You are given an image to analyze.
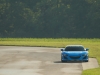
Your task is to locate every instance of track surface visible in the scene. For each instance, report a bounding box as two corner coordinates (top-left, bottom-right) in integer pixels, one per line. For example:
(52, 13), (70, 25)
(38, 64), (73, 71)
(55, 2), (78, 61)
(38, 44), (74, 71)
(0, 46), (84, 75)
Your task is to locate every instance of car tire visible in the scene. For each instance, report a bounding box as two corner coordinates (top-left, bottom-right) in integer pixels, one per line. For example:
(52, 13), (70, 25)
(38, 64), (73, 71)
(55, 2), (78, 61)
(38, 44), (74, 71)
(61, 56), (64, 62)
(61, 60), (64, 62)
(84, 60), (88, 62)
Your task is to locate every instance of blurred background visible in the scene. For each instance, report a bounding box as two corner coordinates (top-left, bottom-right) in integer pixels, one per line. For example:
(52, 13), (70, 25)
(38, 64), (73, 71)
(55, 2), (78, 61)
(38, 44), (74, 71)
(0, 0), (100, 38)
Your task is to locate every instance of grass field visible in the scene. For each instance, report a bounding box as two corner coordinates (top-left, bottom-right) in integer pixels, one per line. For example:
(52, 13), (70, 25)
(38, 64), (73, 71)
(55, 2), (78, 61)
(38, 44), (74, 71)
(0, 38), (100, 75)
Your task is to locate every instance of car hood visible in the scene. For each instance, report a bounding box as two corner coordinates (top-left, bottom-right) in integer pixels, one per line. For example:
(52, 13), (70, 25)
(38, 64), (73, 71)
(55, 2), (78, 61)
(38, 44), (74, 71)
(62, 51), (88, 56)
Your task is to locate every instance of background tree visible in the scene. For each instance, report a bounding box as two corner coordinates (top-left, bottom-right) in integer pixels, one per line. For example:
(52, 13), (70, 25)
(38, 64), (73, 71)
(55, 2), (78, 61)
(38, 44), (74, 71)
(0, 0), (100, 38)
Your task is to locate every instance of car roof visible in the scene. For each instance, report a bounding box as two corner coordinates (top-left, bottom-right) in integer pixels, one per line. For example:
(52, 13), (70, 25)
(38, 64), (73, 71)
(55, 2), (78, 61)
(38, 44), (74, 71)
(66, 45), (84, 47)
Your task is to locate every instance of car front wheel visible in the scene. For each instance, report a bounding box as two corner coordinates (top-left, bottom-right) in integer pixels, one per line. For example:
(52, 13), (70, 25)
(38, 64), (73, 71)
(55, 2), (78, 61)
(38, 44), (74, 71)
(84, 60), (88, 62)
(61, 56), (64, 62)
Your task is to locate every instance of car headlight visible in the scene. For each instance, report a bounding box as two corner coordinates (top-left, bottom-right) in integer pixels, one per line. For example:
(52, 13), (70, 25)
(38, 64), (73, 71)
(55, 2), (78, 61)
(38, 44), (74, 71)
(82, 54), (88, 56)
(63, 54), (68, 56)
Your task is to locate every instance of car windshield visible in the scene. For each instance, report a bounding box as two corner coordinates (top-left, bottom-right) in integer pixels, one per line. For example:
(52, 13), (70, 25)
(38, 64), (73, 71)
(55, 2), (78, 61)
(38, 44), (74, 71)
(65, 47), (84, 51)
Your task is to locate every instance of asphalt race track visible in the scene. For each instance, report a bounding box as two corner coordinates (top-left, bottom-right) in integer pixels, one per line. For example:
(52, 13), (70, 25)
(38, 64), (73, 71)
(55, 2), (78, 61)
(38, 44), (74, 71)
(0, 46), (99, 75)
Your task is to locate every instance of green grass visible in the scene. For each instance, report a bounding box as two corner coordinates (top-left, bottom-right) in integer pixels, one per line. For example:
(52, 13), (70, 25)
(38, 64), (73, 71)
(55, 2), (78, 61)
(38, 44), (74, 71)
(82, 68), (100, 75)
(0, 38), (100, 75)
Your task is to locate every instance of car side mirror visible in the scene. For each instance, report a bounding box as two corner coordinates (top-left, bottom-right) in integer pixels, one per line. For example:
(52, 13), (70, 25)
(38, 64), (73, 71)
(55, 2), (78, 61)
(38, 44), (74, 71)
(61, 49), (64, 51)
(86, 48), (89, 51)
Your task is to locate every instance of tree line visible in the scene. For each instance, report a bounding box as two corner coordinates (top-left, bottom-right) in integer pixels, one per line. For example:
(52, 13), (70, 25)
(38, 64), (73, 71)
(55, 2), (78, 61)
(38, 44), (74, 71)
(0, 0), (100, 38)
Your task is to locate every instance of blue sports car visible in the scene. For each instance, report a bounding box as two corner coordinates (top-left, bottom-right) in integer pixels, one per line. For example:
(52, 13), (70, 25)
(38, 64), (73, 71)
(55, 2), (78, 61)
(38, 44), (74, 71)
(61, 45), (89, 62)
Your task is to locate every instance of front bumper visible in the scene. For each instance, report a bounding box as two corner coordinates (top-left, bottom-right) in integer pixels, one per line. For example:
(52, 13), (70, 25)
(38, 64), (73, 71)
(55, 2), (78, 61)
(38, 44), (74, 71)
(61, 55), (88, 61)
